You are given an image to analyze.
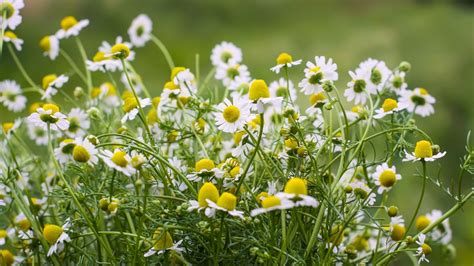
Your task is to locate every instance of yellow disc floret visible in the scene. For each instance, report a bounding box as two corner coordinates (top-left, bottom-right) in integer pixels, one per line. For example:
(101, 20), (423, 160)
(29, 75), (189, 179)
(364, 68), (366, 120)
(111, 150), (128, 167)
(379, 170), (397, 187)
(39, 36), (51, 52)
(276, 52), (293, 65)
(4, 31), (17, 39)
(42, 74), (57, 89)
(0, 249), (14, 266)
(310, 92), (326, 106)
(414, 140), (433, 158)
(415, 215), (431, 231)
(152, 228), (173, 250)
(60, 16), (78, 30)
(391, 224), (406, 241)
(198, 182), (219, 208)
(261, 195), (281, 209)
(122, 97), (138, 113)
(382, 98), (398, 112)
(249, 79), (270, 101)
(42, 103), (60, 114)
(170, 67), (186, 80)
(284, 177), (308, 195)
(73, 145), (90, 163)
(195, 158), (215, 172)
(223, 105), (240, 123)
(43, 224), (63, 244)
(2, 123), (14, 134)
(111, 43), (130, 59)
(217, 192), (237, 211)
(421, 243), (432, 255)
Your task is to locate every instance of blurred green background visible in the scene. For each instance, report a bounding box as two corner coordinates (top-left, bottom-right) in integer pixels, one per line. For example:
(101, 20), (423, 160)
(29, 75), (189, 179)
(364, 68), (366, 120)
(1, 0), (473, 264)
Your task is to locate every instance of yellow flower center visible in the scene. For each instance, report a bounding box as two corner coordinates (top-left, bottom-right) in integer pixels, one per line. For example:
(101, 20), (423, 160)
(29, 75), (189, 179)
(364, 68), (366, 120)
(103, 82), (117, 96)
(0, 230), (7, 238)
(152, 97), (161, 108)
(391, 224), (406, 241)
(261, 195), (281, 208)
(111, 43), (130, 59)
(351, 105), (363, 114)
(233, 131), (246, 145)
(170, 67), (186, 80)
(108, 201), (119, 213)
(111, 150), (128, 167)
(276, 52), (293, 65)
(415, 215), (431, 231)
(2, 122), (14, 134)
(249, 79), (270, 101)
(310, 66), (321, 73)
(309, 92), (326, 106)
(195, 158), (215, 172)
(223, 105), (240, 123)
(217, 192), (237, 211)
(0, 250), (14, 266)
(0, 3), (14, 18)
(379, 170), (396, 187)
(382, 98), (398, 112)
(73, 145), (90, 163)
(42, 74), (57, 89)
(229, 166), (240, 178)
(17, 218), (30, 231)
(284, 138), (298, 149)
(91, 87), (101, 99)
(39, 36), (51, 52)
(164, 81), (179, 90)
(147, 109), (158, 124)
(60, 16), (78, 30)
(284, 177), (307, 195)
(43, 224), (63, 244)
(419, 88), (428, 95)
(152, 228), (173, 250)
(42, 103), (60, 114)
(198, 182), (219, 208)
(421, 243), (432, 255)
(4, 31), (17, 39)
(93, 51), (108, 62)
(414, 140), (433, 158)
(122, 97), (138, 113)
(351, 235), (369, 251)
(31, 197), (42, 207)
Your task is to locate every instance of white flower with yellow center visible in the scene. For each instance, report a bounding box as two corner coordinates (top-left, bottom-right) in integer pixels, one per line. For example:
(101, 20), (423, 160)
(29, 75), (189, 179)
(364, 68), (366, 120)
(211, 41), (242, 67)
(403, 140), (446, 162)
(0, 0), (24, 30)
(41, 74), (69, 100)
(186, 158), (224, 182)
(15, 213), (30, 232)
(100, 149), (136, 176)
(55, 16), (89, 39)
(248, 79), (283, 113)
(28, 103), (69, 131)
(121, 96), (151, 124)
(43, 219), (72, 256)
(0, 228), (14, 245)
(305, 92), (327, 116)
(3, 31), (23, 51)
(120, 72), (143, 94)
(269, 77), (297, 102)
(54, 138), (76, 164)
(371, 163), (402, 194)
(388, 71), (407, 93)
(356, 58), (391, 93)
(425, 210), (452, 244)
(215, 97), (251, 133)
(206, 192), (244, 218)
(66, 108), (90, 137)
(173, 68), (197, 95)
(349, 181), (376, 206)
(27, 123), (52, 146)
(0, 79), (26, 112)
(86, 50), (120, 72)
(299, 56), (338, 95)
(144, 228), (184, 257)
(275, 178), (319, 208)
(72, 137), (98, 166)
(270, 52), (302, 74)
(188, 182), (219, 217)
(250, 195), (294, 216)
(215, 63), (250, 87)
(128, 14), (152, 47)
(39, 35), (60, 60)
(415, 234), (431, 263)
(399, 87), (436, 117)
(344, 70), (370, 104)
(374, 98), (407, 119)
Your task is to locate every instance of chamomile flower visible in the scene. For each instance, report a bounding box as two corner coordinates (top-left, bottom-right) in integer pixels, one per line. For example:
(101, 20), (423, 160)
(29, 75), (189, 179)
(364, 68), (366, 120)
(98, 36), (135, 67)
(187, 158), (224, 182)
(374, 98), (407, 119)
(371, 163), (402, 194)
(86, 50), (120, 72)
(388, 71), (407, 93)
(0, 0), (24, 30)
(66, 108), (90, 137)
(72, 137), (98, 166)
(144, 228), (184, 257)
(215, 63), (251, 87)
(416, 234), (431, 263)
(211, 41), (242, 67)
(417, 210), (452, 244)
(270, 52), (302, 74)
(390, 216), (406, 241)
(188, 182), (219, 217)
(248, 79), (283, 113)
(39, 35), (60, 60)
(269, 78), (297, 102)
(0, 79), (26, 112)
(344, 70), (370, 104)
(206, 192), (244, 218)
(276, 178), (319, 208)
(41, 74), (69, 100)
(128, 14), (152, 47)
(2, 120), (21, 138)
(305, 92), (327, 116)
(15, 213), (30, 232)
(299, 56), (338, 95)
(28, 103), (69, 131)
(172, 67), (197, 95)
(399, 88), (436, 117)
(357, 58), (391, 93)
(403, 140), (446, 162)
(43, 219), (72, 256)
(55, 16), (89, 39)
(0, 228), (14, 245)
(215, 97), (251, 133)
(101, 149), (136, 176)
(27, 123), (51, 146)
(54, 139), (76, 164)
(121, 93), (151, 124)
(3, 31), (23, 51)
(350, 181), (376, 206)
(250, 195), (294, 216)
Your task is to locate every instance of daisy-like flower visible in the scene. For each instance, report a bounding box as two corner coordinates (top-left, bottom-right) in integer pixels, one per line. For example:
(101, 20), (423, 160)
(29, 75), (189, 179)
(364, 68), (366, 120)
(121, 94), (151, 123)
(270, 52), (302, 74)
(187, 158), (224, 182)
(344, 70), (370, 104)
(66, 108), (90, 137)
(0, 79), (27, 112)
(54, 138), (76, 164)
(403, 140), (446, 162)
(305, 92), (327, 116)
(86, 50), (120, 72)
(357, 58), (391, 93)
(43, 219), (72, 256)
(390, 215), (406, 241)
(215, 63), (250, 87)
(15, 213), (30, 232)
(0, 0), (24, 30)
(388, 71), (407, 94)
(28, 103), (70, 131)
(0, 228), (14, 245)
(275, 177), (319, 208)
(248, 79), (283, 113)
(144, 228), (184, 257)
(172, 67), (197, 95)
(399, 88), (436, 117)
(55, 16), (89, 39)
(128, 14), (152, 47)
(39, 35), (60, 60)
(1, 120), (21, 139)
(299, 56), (338, 95)
(416, 210), (452, 245)
(0, 249), (21, 266)
(41, 74), (69, 100)
(188, 182), (219, 217)
(88, 37), (134, 73)
(416, 234), (432, 263)
(100, 149), (136, 176)
(27, 123), (51, 146)
(215, 96), (251, 133)
(350, 181), (376, 206)
(269, 78), (297, 102)
(211, 41), (242, 67)
(250, 195), (295, 216)
(206, 192), (244, 218)
(3, 31), (23, 51)
(72, 137), (98, 166)
(374, 98), (407, 119)
(371, 163), (402, 194)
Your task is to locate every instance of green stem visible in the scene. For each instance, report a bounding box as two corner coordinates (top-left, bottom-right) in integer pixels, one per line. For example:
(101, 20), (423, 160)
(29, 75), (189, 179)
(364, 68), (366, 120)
(60, 49), (87, 83)
(7, 44), (42, 93)
(151, 34), (175, 71)
(406, 161), (427, 233)
(75, 37), (93, 97)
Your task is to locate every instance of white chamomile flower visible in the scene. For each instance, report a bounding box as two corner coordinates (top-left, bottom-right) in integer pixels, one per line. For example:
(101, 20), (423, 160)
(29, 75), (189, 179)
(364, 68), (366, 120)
(416, 234), (431, 263)
(72, 137), (99, 166)
(121, 97), (151, 123)
(1, 119), (21, 139)
(215, 63), (251, 87)
(388, 71), (407, 93)
(3, 31), (23, 51)
(374, 98), (407, 119)
(357, 58), (391, 93)
(211, 41), (242, 67)
(41, 74), (69, 100)
(86, 50), (121, 72)
(250, 195), (294, 216)
(28, 103), (69, 131)
(270, 52), (302, 74)
(371, 163), (402, 194)
(188, 182), (219, 217)
(97, 36), (135, 68)
(100, 149), (136, 176)
(66, 108), (90, 137)
(43, 219), (72, 257)
(215, 96), (251, 133)
(0, 79), (27, 112)
(55, 16), (89, 39)
(275, 178), (319, 208)
(344, 70), (370, 104)
(27, 123), (51, 146)
(0, 228), (15, 245)
(0, 0), (24, 30)
(269, 78), (297, 102)
(403, 140), (446, 162)
(54, 139), (76, 164)
(350, 181), (376, 206)
(172, 68), (197, 95)
(39, 35), (60, 60)
(206, 192), (244, 219)
(186, 158), (224, 182)
(399, 88), (435, 117)
(144, 229), (184, 257)
(128, 14), (152, 47)
(299, 56), (338, 95)
(426, 210), (452, 244)
(248, 79), (283, 114)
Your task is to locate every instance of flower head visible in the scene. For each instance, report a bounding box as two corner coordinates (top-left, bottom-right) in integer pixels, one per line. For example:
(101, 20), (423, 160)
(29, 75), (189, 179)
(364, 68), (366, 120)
(270, 52), (302, 73)
(56, 16), (89, 39)
(403, 140), (446, 162)
(128, 14), (152, 47)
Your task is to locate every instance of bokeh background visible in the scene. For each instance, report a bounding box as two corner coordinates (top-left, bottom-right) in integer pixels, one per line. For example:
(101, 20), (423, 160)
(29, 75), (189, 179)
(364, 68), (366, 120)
(1, 0), (473, 264)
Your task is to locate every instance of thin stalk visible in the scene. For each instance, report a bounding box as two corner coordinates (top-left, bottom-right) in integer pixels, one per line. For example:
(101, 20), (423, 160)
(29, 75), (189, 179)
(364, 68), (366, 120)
(151, 34), (175, 70)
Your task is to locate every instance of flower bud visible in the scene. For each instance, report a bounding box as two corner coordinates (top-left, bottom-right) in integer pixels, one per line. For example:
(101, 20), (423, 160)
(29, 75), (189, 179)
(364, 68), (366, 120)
(74, 86), (84, 99)
(387, 206), (398, 217)
(398, 61), (411, 72)
(322, 81), (335, 92)
(87, 107), (101, 120)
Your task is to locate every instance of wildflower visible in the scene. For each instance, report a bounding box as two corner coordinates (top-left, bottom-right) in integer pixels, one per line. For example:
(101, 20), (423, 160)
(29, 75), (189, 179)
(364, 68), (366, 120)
(215, 63), (250, 87)
(66, 108), (90, 137)
(43, 219), (72, 256)
(399, 88), (436, 117)
(356, 58), (391, 93)
(419, 210), (452, 244)
(0, 249), (15, 266)
(101, 149), (136, 176)
(299, 56), (338, 95)
(0, 80), (27, 112)
(188, 182), (219, 217)
(269, 78), (297, 102)
(249, 79), (282, 113)
(41, 74), (69, 100)
(128, 14), (152, 47)
(416, 234), (431, 263)
(371, 163), (402, 194)
(270, 52), (302, 74)
(39, 35), (60, 60)
(3, 31), (23, 51)
(172, 68), (197, 95)
(56, 16), (89, 39)
(72, 137), (98, 165)
(89, 36), (134, 72)
(54, 138), (76, 164)
(349, 181), (376, 206)
(250, 195), (294, 216)
(0, 228), (14, 246)
(388, 71), (407, 93)
(187, 158), (224, 182)
(211, 41), (242, 67)
(215, 97), (251, 133)
(344, 70), (370, 104)
(0, 0), (24, 30)
(403, 140), (446, 162)
(144, 228), (184, 257)
(276, 177), (319, 208)
(390, 216), (406, 241)
(374, 98), (407, 119)
(15, 213), (30, 231)
(121, 94), (151, 123)
(28, 103), (69, 131)
(206, 192), (244, 218)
